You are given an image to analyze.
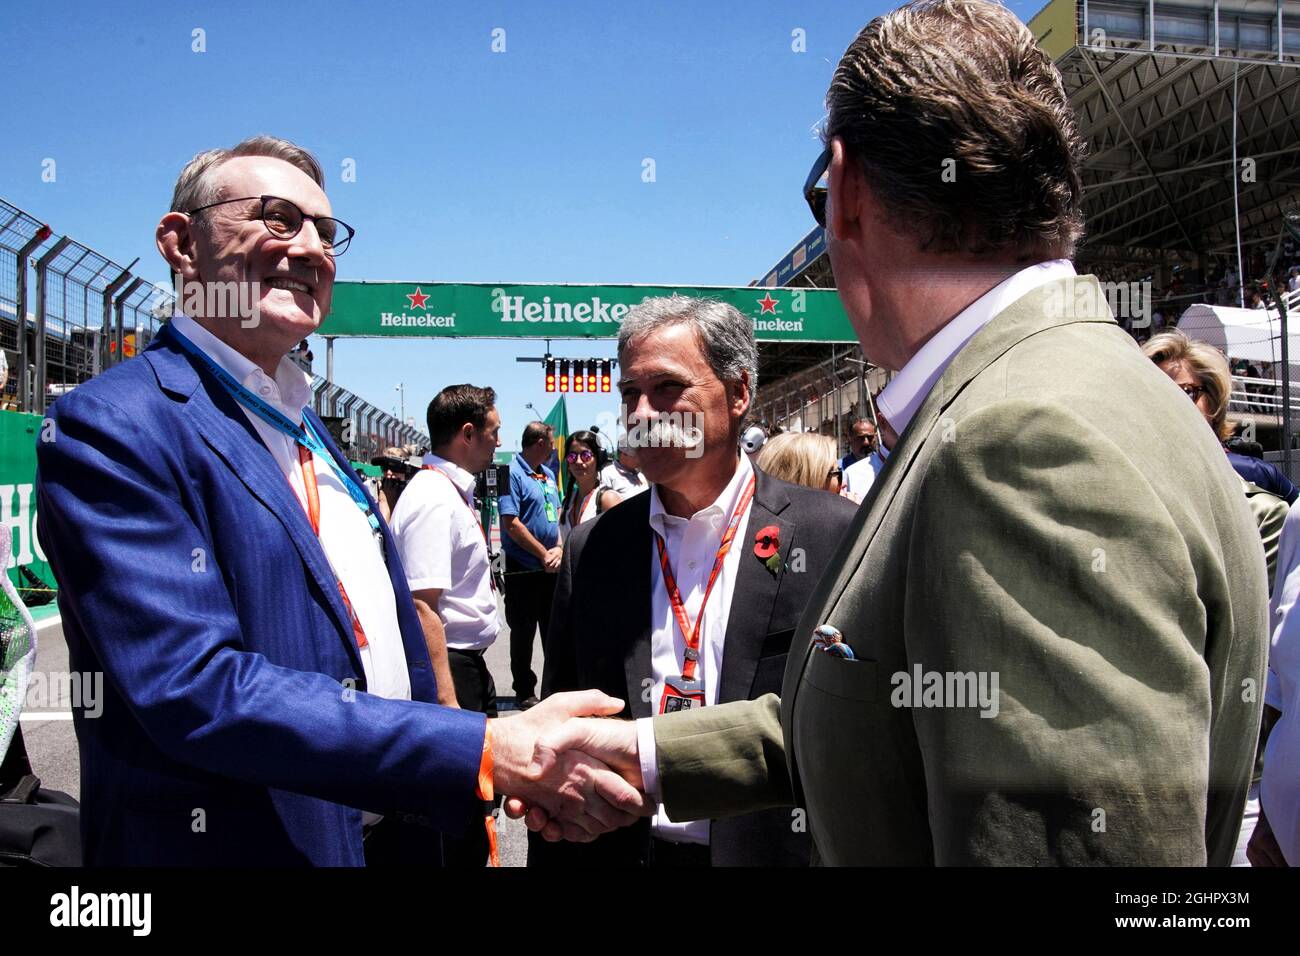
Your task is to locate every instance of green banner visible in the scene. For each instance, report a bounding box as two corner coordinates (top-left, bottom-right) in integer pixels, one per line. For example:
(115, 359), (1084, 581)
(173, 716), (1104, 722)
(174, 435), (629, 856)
(2, 411), (55, 605)
(320, 282), (855, 343)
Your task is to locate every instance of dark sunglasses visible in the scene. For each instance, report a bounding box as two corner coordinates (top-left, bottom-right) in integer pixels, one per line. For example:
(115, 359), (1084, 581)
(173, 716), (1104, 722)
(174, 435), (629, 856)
(803, 145), (831, 228)
(187, 195), (355, 256)
(1180, 383), (1206, 402)
(565, 449), (595, 463)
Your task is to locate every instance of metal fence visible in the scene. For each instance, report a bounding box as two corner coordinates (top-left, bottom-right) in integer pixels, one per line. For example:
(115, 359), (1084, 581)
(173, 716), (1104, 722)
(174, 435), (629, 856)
(310, 377), (425, 462)
(0, 196), (425, 457)
(1, 197), (167, 414)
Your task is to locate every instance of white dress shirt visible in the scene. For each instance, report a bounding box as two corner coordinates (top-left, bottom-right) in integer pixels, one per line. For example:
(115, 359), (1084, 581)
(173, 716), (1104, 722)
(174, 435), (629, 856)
(170, 314), (412, 705)
(1262, 505), (1300, 864)
(389, 453), (500, 651)
(842, 450), (885, 499)
(634, 453), (755, 845)
(876, 259), (1077, 447)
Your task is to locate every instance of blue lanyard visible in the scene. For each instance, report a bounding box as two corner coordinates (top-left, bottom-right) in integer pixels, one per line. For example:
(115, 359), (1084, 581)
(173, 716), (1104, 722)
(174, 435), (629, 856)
(169, 324), (381, 533)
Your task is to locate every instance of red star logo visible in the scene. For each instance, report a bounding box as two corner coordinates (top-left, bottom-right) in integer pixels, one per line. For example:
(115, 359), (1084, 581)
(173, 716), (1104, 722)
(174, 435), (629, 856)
(406, 287), (430, 310)
(757, 293), (779, 315)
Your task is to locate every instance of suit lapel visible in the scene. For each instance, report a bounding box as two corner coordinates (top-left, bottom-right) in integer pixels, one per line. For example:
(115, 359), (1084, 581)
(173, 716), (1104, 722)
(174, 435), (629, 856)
(146, 326), (366, 678)
(718, 469), (791, 703)
(813, 276), (1119, 612)
(781, 276), (1120, 738)
(616, 494), (654, 718)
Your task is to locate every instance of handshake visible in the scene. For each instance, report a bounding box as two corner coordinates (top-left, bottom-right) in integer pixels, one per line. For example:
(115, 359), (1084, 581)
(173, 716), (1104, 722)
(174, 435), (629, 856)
(489, 691), (653, 842)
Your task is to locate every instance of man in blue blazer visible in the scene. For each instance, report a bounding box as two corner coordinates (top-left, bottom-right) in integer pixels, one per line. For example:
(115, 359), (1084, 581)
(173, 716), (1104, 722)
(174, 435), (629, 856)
(35, 136), (646, 865)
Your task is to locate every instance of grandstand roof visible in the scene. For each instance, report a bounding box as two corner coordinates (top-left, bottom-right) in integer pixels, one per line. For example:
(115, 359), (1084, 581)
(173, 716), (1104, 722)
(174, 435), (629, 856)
(754, 0), (1300, 385)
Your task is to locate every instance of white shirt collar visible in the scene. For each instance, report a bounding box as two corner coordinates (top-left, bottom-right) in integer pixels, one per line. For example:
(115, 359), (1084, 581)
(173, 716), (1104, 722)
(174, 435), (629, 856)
(169, 313), (313, 425)
(422, 452), (476, 496)
(876, 259), (1076, 439)
(648, 451), (754, 535)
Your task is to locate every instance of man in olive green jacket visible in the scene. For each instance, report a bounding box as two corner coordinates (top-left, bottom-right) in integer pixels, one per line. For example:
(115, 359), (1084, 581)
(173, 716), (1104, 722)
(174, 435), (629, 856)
(644, 275), (1267, 866)
(514, 0), (1268, 865)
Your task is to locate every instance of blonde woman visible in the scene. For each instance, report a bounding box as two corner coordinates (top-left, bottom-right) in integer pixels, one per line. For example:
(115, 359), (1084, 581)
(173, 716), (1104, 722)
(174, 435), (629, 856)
(754, 432), (843, 494)
(1142, 329), (1291, 582)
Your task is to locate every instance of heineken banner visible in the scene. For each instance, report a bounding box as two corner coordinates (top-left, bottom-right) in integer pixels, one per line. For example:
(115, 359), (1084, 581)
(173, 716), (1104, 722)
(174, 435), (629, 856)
(2, 411), (54, 601)
(320, 282), (856, 343)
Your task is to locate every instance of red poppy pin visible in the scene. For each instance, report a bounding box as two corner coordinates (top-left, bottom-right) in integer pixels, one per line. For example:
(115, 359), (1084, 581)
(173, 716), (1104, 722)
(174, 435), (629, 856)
(754, 525), (783, 575)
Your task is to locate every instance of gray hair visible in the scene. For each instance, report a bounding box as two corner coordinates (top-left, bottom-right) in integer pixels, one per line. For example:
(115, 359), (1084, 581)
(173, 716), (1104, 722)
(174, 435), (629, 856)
(618, 295), (759, 397)
(170, 135), (325, 219)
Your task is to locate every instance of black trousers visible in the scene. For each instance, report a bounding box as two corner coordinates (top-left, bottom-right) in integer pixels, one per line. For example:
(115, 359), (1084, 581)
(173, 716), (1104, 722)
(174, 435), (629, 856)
(503, 555), (556, 701)
(441, 647), (498, 868)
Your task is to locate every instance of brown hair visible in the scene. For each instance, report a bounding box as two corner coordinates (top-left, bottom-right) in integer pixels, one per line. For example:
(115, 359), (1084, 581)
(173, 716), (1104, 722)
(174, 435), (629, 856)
(522, 421), (553, 448)
(825, 0), (1085, 261)
(427, 384), (497, 449)
(1141, 330), (1234, 440)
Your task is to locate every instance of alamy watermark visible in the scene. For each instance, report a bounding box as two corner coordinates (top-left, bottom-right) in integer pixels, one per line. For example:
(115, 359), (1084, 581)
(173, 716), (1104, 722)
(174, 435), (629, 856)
(23, 669), (104, 719)
(153, 274), (265, 328)
(621, 406), (705, 460)
(890, 664), (999, 718)
(1044, 277), (1153, 328)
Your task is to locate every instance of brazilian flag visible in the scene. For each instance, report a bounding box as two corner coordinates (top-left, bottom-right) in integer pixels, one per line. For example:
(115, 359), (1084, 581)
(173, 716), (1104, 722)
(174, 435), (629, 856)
(543, 396), (569, 489)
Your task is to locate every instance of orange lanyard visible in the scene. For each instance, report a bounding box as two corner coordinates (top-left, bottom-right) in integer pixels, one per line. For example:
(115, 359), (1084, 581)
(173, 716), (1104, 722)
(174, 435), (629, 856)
(571, 486), (597, 527)
(297, 445), (369, 650)
(423, 465), (495, 591)
(652, 474), (756, 681)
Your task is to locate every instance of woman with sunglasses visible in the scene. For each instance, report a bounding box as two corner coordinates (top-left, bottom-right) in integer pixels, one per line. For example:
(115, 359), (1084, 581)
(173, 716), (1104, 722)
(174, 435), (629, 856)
(1143, 329), (1297, 523)
(559, 430), (622, 540)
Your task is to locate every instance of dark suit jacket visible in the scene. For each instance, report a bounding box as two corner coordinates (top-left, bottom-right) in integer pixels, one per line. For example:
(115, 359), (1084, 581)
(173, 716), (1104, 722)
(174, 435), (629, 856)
(536, 461), (858, 866)
(36, 322), (485, 866)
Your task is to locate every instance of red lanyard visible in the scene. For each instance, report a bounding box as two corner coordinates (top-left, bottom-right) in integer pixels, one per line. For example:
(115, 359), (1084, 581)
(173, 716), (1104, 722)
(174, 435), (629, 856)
(652, 473), (756, 682)
(423, 465), (495, 591)
(297, 445), (369, 650)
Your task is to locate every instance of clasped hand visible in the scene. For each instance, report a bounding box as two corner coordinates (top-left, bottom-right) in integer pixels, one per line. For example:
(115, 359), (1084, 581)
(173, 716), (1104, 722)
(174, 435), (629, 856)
(490, 691), (649, 842)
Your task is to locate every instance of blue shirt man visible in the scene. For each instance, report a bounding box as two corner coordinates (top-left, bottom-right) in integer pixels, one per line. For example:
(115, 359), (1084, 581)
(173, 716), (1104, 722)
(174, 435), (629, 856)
(500, 454), (561, 568)
(498, 422), (563, 708)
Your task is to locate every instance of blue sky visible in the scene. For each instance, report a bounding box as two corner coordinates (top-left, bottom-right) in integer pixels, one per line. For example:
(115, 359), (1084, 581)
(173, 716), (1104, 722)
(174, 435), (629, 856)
(1, 0), (1046, 449)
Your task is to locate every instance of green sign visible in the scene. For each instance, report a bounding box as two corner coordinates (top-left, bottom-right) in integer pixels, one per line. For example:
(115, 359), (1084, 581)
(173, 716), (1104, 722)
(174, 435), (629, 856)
(2, 411), (55, 605)
(320, 282), (855, 343)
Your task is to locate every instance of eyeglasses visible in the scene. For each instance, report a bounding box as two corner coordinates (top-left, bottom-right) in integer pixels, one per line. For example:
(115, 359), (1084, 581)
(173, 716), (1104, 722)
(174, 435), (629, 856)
(565, 449), (595, 464)
(186, 195), (355, 256)
(1179, 383), (1206, 402)
(803, 145), (831, 229)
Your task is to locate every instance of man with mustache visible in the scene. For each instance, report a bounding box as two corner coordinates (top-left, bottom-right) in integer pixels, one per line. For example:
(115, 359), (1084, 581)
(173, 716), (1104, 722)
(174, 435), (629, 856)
(35, 136), (646, 865)
(519, 0), (1268, 865)
(534, 295), (857, 866)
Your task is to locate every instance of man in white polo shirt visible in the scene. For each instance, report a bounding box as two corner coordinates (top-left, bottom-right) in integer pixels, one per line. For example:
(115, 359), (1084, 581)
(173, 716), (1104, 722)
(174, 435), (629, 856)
(390, 383), (503, 866)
